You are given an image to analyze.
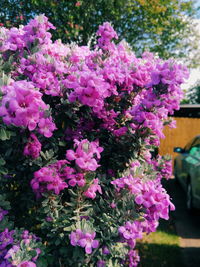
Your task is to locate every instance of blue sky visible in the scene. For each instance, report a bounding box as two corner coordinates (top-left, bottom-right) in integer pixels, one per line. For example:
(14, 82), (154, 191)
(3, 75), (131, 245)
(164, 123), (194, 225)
(195, 0), (200, 18)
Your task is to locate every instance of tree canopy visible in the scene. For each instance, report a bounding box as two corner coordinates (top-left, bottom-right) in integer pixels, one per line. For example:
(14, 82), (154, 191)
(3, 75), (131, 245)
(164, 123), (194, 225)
(183, 81), (200, 104)
(0, 0), (199, 66)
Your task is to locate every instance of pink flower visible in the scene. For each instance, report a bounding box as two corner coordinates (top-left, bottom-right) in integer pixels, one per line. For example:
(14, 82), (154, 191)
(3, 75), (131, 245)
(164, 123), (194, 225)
(70, 229), (99, 254)
(78, 232), (99, 254)
(113, 126), (128, 137)
(0, 81), (56, 137)
(69, 229), (83, 246)
(97, 22), (118, 50)
(17, 262), (36, 267)
(38, 117), (57, 138)
(31, 160), (70, 196)
(75, 1), (82, 7)
(128, 249), (140, 267)
(68, 173), (85, 187)
(97, 260), (106, 267)
(66, 139), (103, 172)
(23, 133), (41, 159)
(84, 179), (102, 199)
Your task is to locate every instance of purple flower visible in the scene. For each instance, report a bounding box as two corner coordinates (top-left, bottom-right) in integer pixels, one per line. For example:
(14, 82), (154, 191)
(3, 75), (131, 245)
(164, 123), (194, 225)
(128, 249), (140, 267)
(17, 261), (36, 267)
(97, 260), (106, 267)
(66, 139), (103, 172)
(113, 126), (128, 137)
(0, 81), (56, 137)
(69, 229), (83, 246)
(31, 160), (69, 196)
(102, 245), (110, 255)
(0, 208), (8, 222)
(4, 245), (20, 259)
(78, 232), (99, 254)
(68, 173), (85, 187)
(0, 260), (13, 267)
(38, 117), (57, 138)
(84, 179), (102, 199)
(0, 228), (14, 250)
(32, 247), (41, 261)
(70, 229), (99, 254)
(97, 22), (118, 50)
(23, 133), (41, 159)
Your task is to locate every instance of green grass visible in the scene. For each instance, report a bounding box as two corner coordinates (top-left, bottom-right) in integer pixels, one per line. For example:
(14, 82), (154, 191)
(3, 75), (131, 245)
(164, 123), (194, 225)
(137, 219), (184, 267)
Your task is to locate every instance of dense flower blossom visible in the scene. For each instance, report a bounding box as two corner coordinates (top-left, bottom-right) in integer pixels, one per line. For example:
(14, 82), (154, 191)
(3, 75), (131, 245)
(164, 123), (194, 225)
(0, 81), (56, 137)
(23, 134), (42, 159)
(113, 126), (128, 137)
(31, 159), (89, 196)
(31, 160), (69, 196)
(152, 156), (173, 180)
(66, 139), (103, 172)
(112, 174), (175, 234)
(70, 229), (99, 254)
(97, 22), (118, 50)
(0, 15), (189, 267)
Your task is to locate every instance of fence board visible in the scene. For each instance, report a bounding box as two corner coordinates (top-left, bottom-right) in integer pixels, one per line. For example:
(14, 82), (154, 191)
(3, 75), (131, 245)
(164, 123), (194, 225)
(159, 117), (200, 160)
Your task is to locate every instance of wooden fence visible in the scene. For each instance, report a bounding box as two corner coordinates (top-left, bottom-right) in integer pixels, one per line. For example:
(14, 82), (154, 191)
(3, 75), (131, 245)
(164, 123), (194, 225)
(159, 117), (200, 160)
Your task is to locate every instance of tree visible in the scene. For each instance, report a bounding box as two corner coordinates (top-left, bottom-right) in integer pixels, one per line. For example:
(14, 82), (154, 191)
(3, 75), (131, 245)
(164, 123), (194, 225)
(0, 0), (199, 66)
(184, 81), (200, 103)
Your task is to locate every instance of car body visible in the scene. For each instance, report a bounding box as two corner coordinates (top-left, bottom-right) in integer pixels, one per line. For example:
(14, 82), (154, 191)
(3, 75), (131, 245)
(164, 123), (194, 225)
(174, 135), (200, 210)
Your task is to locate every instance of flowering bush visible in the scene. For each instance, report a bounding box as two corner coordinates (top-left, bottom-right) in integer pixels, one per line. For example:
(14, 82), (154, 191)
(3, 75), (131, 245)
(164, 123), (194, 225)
(0, 15), (188, 266)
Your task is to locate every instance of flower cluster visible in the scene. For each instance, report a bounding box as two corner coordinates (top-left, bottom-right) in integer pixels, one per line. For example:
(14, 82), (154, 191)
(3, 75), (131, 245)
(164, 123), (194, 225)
(119, 220), (144, 248)
(155, 156), (173, 180)
(0, 15), (55, 53)
(0, 229), (42, 266)
(70, 229), (99, 254)
(31, 160), (69, 197)
(127, 249), (140, 267)
(31, 159), (90, 197)
(0, 81), (56, 137)
(97, 21), (118, 50)
(23, 133), (42, 159)
(112, 174), (175, 235)
(66, 139), (103, 172)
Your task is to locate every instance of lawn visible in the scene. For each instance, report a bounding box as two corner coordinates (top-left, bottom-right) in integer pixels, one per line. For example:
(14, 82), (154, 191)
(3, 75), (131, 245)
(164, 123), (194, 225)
(137, 218), (184, 267)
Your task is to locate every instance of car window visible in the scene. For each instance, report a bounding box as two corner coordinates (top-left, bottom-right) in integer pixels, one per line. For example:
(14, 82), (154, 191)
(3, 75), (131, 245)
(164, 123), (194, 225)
(189, 146), (200, 156)
(185, 136), (200, 151)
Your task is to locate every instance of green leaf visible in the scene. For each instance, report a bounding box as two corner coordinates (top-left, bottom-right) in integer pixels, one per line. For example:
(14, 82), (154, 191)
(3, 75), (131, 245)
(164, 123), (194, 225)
(37, 258), (48, 267)
(0, 128), (10, 141)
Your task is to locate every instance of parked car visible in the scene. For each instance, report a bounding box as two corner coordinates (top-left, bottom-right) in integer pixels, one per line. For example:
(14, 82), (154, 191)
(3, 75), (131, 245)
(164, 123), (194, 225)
(174, 135), (200, 210)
